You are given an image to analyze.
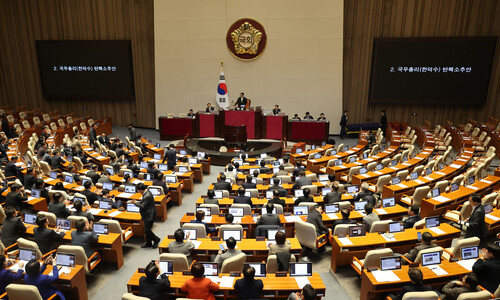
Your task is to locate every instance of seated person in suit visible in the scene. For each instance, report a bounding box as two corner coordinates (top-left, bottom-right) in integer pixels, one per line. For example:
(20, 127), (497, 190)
(71, 198), (95, 222)
(0, 254), (24, 296)
(123, 174), (135, 187)
(139, 260), (171, 300)
(389, 268), (437, 300)
(153, 172), (169, 195)
(48, 192), (70, 219)
(33, 178), (50, 201)
(257, 203), (280, 226)
(97, 171), (112, 184)
(235, 92), (248, 109)
(181, 262), (219, 300)
(473, 242), (500, 293)
(292, 171), (312, 190)
(272, 165), (289, 177)
(281, 157), (293, 168)
(242, 175), (257, 189)
(86, 164), (100, 184)
(34, 215), (65, 255)
(223, 165), (237, 179)
(331, 209), (357, 232)
(288, 284), (316, 300)
(268, 189), (286, 207)
(50, 149), (65, 170)
(101, 188), (123, 209)
(187, 109), (195, 117)
(303, 112), (314, 120)
(97, 132), (111, 147)
(292, 162), (304, 178)
(317, 113), (327, 121)
(205, 103), (215, 113)
(403, 205), (420, 229)
(71, 218), (98, 259)
(0, 206), (25, 248)
(362, 203), (379, 232)
(168, 228), (195, 257)
(268, 178), (287, 197)
(294, 188), (314, 206)
(354, 182), (376, 207)
(324, 174), (339, 188)
(323, 183), (342, 204)
(259, 160), (271, 174)
(403, 232), (437, 263)
(307, 204), (329, 238)
(272, 104), (281, 115)
(25, 256), (65, 300)
(5, 183), (28, 212)
(5, 155), (22, 179)
(81, 180), (99, 205)
(234, 187), (252, 206)
(190, 210), (217, 234)
(269, 231), (291, 254)
(23, 167), (36, 190)
(204, 189), (219, 204)
(441, 273), (480, 300)
(213, 174), (232, 192)
(234, 265), (264, 299)
(292, 114), (301, 121)
(214, 237), (243, 265)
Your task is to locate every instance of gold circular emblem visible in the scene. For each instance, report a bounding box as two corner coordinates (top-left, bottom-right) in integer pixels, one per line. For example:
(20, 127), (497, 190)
(226, 18), (267, 61)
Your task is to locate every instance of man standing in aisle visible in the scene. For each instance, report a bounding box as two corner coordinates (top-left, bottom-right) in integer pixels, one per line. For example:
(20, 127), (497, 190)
(340, 110), (348, 140)
(131, 183), (160, 248)
(380, 110), (387, 137)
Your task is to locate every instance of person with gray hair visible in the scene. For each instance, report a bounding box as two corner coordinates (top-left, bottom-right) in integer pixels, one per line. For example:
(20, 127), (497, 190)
(354, 182), (376, 206)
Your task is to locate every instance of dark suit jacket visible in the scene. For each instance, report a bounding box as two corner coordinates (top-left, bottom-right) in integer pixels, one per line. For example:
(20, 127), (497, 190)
(89, 128), (97, 145)
(292, 177), (312, 189)
(205, 106), (215, 113)
(139, 274), (171, 300)
(71, 210), (95, 222)
(273, 108), (281, 115)
(24, 174), (36, 190)
(234, 278), (264, 299)
(233, 195), (252, 206)
(307, 209), (329, 235)
(258, 213), (280, 226)
(48, 201), (70, 219)
(354, 190), (375, 202)
(294, 196), (313, 206)
(4, 161), (21, 178)
(97, 135), (110, 146)
(213, 181), (231, 192)
(129, 127), (137, 140)
(268, 185), (287, 197)
(465, 204), (488, 239)
(135, 190), (157, 222)
(259, 167), (271, 174)
(34, 227), (66, 254)
(324, 192), (342, 204)
(86, 170), (100, 184)
(242, 182), (257, 189)
(164, 149), (177, 167)
(50, 155), (64, 170)
(81, 189), (99, 205)
(340, 114), (348, 127)
(404, 243), (438, 262)
(24, 264), (63, 300)
(394, 283), (435, 300)
(403, 214), (420, 229)
(331, 218), (357, 232)
(5, 191), (27, 212)
(235, 97), (247, 107)
(153, 179), (169, 195)
(71, 230), (98, 258)
(268, 197), (286, 208)
(472, 258), (500, 293)
(1, 217), (26, 247)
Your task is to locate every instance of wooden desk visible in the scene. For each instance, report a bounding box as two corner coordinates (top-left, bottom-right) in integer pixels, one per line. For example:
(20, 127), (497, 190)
(485, 207), (500, 235)
(329, 223), (461, 272)
(158, 237), (302, 262)
(307, 144), (367, 174)
(127, 271), (326, 299)
(109, 189), (169, 222)
(40, 265), (87, 300)
(290, 144), (335, 165)
(82, 146), (110, 167)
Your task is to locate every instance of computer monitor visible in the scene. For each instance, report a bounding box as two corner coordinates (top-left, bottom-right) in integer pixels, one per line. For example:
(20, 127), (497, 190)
(228, 207), (244, 217)
(158, 164), (168, 171)
(155, 143), (161, 148)
(164, 175), (177, 183)
(140, 162), (148, 169)
(81, 178), (90, 187)
(24, 213), (37, 225)
(50, 171), (58, 179)
(178, 166), (189, 173)
(325, 204), (340, 214)
(421, 251), (441, 267)
(294, 189), (304, 198)
(222, 230), (241, 241)
(348, 225), (366, 237)
(31, 189), (40, 199)
(293, 206), (308, 215)
(382, 197), (396, 208)
(450, 182), (459, 192)
(322, 188), (332, 196)
(331, 149), (337, 155)
(122, 171), (133, 178)
(200, 262), (218, 276)
(56, 218), (71, 230)
(402, 155), (408, 162)
(381, 145), (386, 151)
(124, 185), (136, 194)
(426, 168), (432, 176)
(388, 222), (405, 233)
(425, 216), (440, 228)
(102, 182), (113, 191)
(182, 229), (197, 240)
(260, 153), (267, 159)
(197, 151), (206, 158)
(159, 260), (174, 275)
(318, 174), (329, 182)
(196, 207), (211, 216)
(266, 190), (274, 199)
(376, 163), (383, 171)
(273, 166), (279, 174)
(380, 256), (402, 271)
(391, 177), (401, 185)
(290, 262), (312, 276)
(344, 145), (349, 152)
(461, 246), (479, 260)
(335, 159), (342, 166)
(56, 253), (76, 267)
(296, 148), (303, 154)
(153, 154), (162, 160)
(213, 190), (223, 199)
(484, 204), (493, 214)
(244, 263), (267, 277)
(179, 149), (187, 155)
(314, 153), (321, 159)
(468, 176), (475, 186)
(410, 172), (418, 180)
(19, 248), (37, 262)
(244, 191), (252, 198)
(64, 175), (73, 183)
(73, 197), (85, 204)
(438, 163), (444, 170)
(311, 145), (316, 150)
(347, 185), (359, 194)
(267, 229), (286, 241)
(126, 203), (140, 213)
(105, 168), (114, 175)
(99, 200), (111, 210)
(431, 188), (440, 198)
(149, 187), (161, 196)
(359, 167), (367, 175)
(349, 156), (356, 163)
(93, 223), (109, 235)
(188, 157), (198, 165)
(354, 201), (367, 211)
(363, 152), (369, 159)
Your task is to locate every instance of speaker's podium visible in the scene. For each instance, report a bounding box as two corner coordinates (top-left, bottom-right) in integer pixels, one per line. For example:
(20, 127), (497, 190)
(224, 125), (247, 145)
(220, 106), (262, 140)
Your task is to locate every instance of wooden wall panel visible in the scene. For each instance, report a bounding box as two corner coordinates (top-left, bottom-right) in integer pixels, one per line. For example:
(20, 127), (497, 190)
(344, 0), (500, 128)
(0, 0), (155, 127)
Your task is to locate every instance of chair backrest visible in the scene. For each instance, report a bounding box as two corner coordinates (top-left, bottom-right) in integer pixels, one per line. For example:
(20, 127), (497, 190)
(411, 186), (430, 207)
(333, 224), (358, 236)
(182, 223), (207, 238)
(495, 283), (500, 298)
(97, 219), (124, 242)
(39, 161), (51, 176)
(346, 166), (361, 183)
(42, 114), (50, 122)
(337, 143), (344, 152)
(266, 254), (296, 273)
(68, 216), (88, 229)
(396, 170), (408, 182)
(273, 204), (284, 214)
(366, 162), (377, 172)
(159, 253), (189, 272)
(230, 204), (251, 215)
(37, 211), (57, 226)
(277, 175), (292, 183)
(369, 220), (391, 233)
(6, 284), (44, 300)
(199, 204), (220, 215)
(370, 144), (381, 156)
(301, 184), (317, 195)
(221, 252), (246, 273)
(482, 192), (498, 205)
(450, 237), (480, 259)
(433, 180), (448, 194)
(219, 224), (244, 239)
(17, 238), (42, 260)
(58, 245), (89, 272)
(402, 291), (440, 300)
(456, 291), (493, 300)
(305, 173), (317, 181)
(375, 175), (391, 193)
(451, 175), (464, 186)
(413, 246), (443, 264)
(295, 220), (318, 250)
(381, 158), (390, 168)
(363, 248), (394, 269)
(298, 202), (317, 210)
(246, 189), (258, 198)
(0, 205), (6, 225)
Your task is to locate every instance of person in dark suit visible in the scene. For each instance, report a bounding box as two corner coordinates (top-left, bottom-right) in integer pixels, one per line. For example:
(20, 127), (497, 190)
(268, 189), (286, 207)
(34, 215), (65, 255)
(242, 175), (257, 189)
(71, 218), (98, 258)
(461, 194), (488, 240)
(259, 160), (271, 174)
(234, 187), (252, 206)
(294, 188), (314, 206)
(48, 192), (70, 218)
(235, 92), (247, 109)
(71, 198), (95, 222)
(354, 182), (376, 207)
(5, 184), (28, 212)
(97, 132), (111, 147)
(33, 179), (50, 201)
(153, 172), (169, 195)
(1, 206), (26, 247)
(292, 162), (305, 177)
(323, 184), (342, 204)
(472, 242), (500, 293)
(213, 174), (232, 192)
(190, 210), (217, 234)
(234, 265), (264, 299)
(339, 110), (348, 139)
(292, 114), (301, 121)
(0, 254), (24, 296)
(139, 260), (171, 300)
(0, 139), (9, 162)
(50, 149), (64, 170)
(25, 256), (65, 300)
(403, 232), (437, 263)
(187, 109), (195, 117)
(272, 105), (281, 115)
(441, 273), (480, 300)
(205, 103), (215, 113)
(5, 155), (22, 179)
(292, 171), (312, 189)
(163, 144), (177, 170)
(81, 181), (99, 205)
(331, 209), (357, 232)
(303, 112), (314, 120)
(88, 123), (97, 147)
(86, 165), (100, 184)
(403, 205), (421, 229)
(380, 110), (387, 137)
(146, 161), (159, 178)
(317, 113), (327, 121)
(268, 178), (287, 197)
(307, 204), (329, 236)
(23, 167), (36, 190)
(272, 165), (288, 178)
(389, 268), (437, 300)
(288, 284), (316, 300)
(128, 124), (137, 141)
(257, 203), (280, 226)
(132, 183), (160, 248)
(204, 189), (219, 205)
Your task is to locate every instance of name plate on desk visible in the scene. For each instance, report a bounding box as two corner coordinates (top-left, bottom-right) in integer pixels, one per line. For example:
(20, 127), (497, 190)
(275, 271), (287, 277)
(211, 236), (221, 241)
(167, 235), (174, 239)
(230, 272), (241, 277)
(187, 212), (195, 216)
(256, 236), (265, 241)
(182, 270), (191, 275)
(219, 213), (226, 217)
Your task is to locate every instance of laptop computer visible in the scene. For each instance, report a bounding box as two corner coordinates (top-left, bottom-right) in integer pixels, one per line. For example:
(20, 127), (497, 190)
(93, 223), (109, 236)
(164, 175), (177, 183)
(56, 252), (76, 268)
(99, 200), (112, 210)
(123, 171), (133, 178)
(179, 149), (187, 155)
(382, 197), (396, 208)
(322, 188), (332, 196)
(260, 153), (267, 159)
(461, 246), (479, 260)
(245, 191), (252, 198)
(143, 173), (153, 181)
(182, 229), (197, 240)
(347, 185), (359, 194)
(267, 229), (286, 241)
(296, 148), (303, 154)
(388, 222), (404, 233)
(425, 168), (432, 176)
(126, 203), (140, 213)
(348, 225), (366, 237)
(178, 166), (189, 173)
(290, 262), (312, 276)
(450, 182), (459, 192)
(102, 182), (113, 191)
(105, 168), (114, 175)
(244, 263), (267, 277)
(410, 172), (418, 180)
(140, 162), (148, 169)
(196, 207), (211, 216)
(124, 185), (136, 194)
(318, 174), (329, 182)
(431, 188), (440, 198)
(73, 196), (85, 205)
(24, 213), (37, 225)
(331, 149), (337, 155)
(391, 177), (401, 185)
(325, 204), (340, 214)
(197, 152), (206, 158)
(335, 159), (342, 166)
(354, 201), (368, 211)
(349, 156), (356, 163)
(56, 219), (71, 231)
(153, 154), (162, 160)
(200, 262), (218, 276)
(31, 189), (41, 199)
(359, 167), (367, 175)
(421, 251), (441, 267)
(425, 216), (440, 228)
(467, 176), (475, 186)
(314, 153), (321, 159)
(19, 248), (37, 263)
(222, 230), (241, 241)
(188, 157), (198, 165)
(266, 190), (274, 199)
(64, 175), (74, 183)
(294, 189), (304, 198)
(380, 256), (402, 271)
(484, 204), (493, 214)
(50, 171), (58, 179)
(158, 260), (174, 275)
(293, 206), (308, 215)
(376, 164), (383, 171)
(228, 207), (244, 217)
(213, 190), (223, 199)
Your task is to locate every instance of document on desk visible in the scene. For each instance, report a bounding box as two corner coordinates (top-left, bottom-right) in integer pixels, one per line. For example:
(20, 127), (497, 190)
(206, 276), (220, 284)
(436, 172), (446, 176)
(360, 174), (370, 178)
(295, 276), (311, 289)
(88, 208), (103, 215)
(428, 265), (448, 276)
(204, 216), (212, 223)
(326, 213), (339, 220)
(108, 211), (122, 217)
(191, 240), (202, 249)
(402, 162), (411, 166)
(118, 192), (134, 198)
(365, 158), (374, 162)
(414, 156), (424, 160)
(284, 216), (302, 223)
(397, 183), (407, 188)
(390, 167), (399, 170)
(220, 276), (235, 288)
(433, 196), (450, 203)
(337, 237), (353, 246)
(346, 150), (354, 154)
(467, 186), (479, 190)
(457, 158), (467, 162)
(480, 179), (492, 184)
(428, 227), (445, 235)
(449, 164), (461, 169)
(232, 217), (241, 223)
(371, 270), (400, 282)
(73, 186), (85, 191)
(381, 234), (397, 242)
(486, 214), (500, 221)
(96, 156), (105, 160)
(423, 176), (433, 181)
(374, 171), (383, 175)
(414, 179), (424, 184)
(353, 162), (362, 165)
(457, 259), (477, 271)
(375, 208), (387, 215)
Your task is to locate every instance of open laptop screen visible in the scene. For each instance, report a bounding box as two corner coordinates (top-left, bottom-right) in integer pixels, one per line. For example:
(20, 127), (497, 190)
(149, 187), (161, 196)
(24, 213), (37, 225)
(196, 207), (211, 216)
(56, 218), (71, 230)
(222, 230), (241, 241)
(380, 256), (401, 271)
(93, 223), (109, 235)
(245, 263), (266, 277)
(421, 251), (441, 267)
(294, 189), (304, 198)
(431, 188), (440, 197)
(200, 262), (218, 276)
(102, 182), (113, 191)
(159, 260), (174, 275)
(388, 222), (404, 233)
(461, 246), (479, 260)
(267, 229), (286, 241)
(213, 190), (223, 199)
(56, 253), (76, 267)
(126, 203), (140, 213)
(124, 185), (136, 194)
(19, 248), (37, 261)
(348, 225), (366, 237)
(164, 175), (177, 183)
(354, 201), (367, 211)
(382, 197), (395, 208)
(347, 185), (359, 194)
(182, 229), (197, 240)
(228, 207), (244, 217)
(425, 216), (440, 228)
(99, 200), (111, 210)
(325, 204), (339, 214)
(293, 206), (308, 215)
(290, 262), (312, 276)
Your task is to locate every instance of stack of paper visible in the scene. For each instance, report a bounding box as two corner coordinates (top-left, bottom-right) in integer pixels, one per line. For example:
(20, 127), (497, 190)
(371, 270), (400, 282)
(108, 211), (122, 217)
(118, 192), (134, 198)
(428, 265), (448, 276)
(375, 208), (387, 215)
(204, 216), (213, 223)
(467, 186), (479, 190)
(88, 208), (102, 215)
(486, 214), (500, 221)
(414, 179), (424, 184)
(397, 183), (407, 188)
(480, 179), (492, 184)
(191, 240), (202, 249)
(284, 216), (302, 222)
(435, 172), (446, 176)
(295, 277), (311, 288)
(456, 259), (477, 271)
(220, 276), (235, 288)
(206, 276), (220, 284)
(423, 176), (433, 181)
(433, 196), (449, 203)
(337, 237), (353, 246)
(449, 164), (461, 169)
(326, 213), (339, 220)
(428, 227), (445, 235)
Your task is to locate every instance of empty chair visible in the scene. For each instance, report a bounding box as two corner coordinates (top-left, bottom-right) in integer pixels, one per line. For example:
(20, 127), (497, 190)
(15, 238), (46, 260)
(295, 220), (328, 254)
(22, 120), (31, 129)
(97, 219), (133, 244)
(230, 204), (251, 215)
(220, 252), (246, 273)
(412, 246), (444, 265)
(6, 284), (58, 300)
(337, 201), (352, 210)
(333, 224), (358, 236)
(305, 173), (317, 182)
(381, 158), (390, 168)
(369, 220), (392, 233)
(340, 166), (360, 183)
(366, 162), (377, 172)
(336, 143), (344, 152)
(395, 170), (408, 182)
(427, 180), (448, 198)
(219, 224), (244, 239)
(351, 248), (393, 276)
(182, 223), (207, 238)
(159, 253), (189, 272)
(370, 144), (381, 156)
(67, 216), (87, 229)
(298, 202), (318, 210)
(399, 291), (440, 300)
(245, 189), (259, 198)
(442, 237), (480, 260)
(42, 114), (51, 123)
(266, 254), (296, 273)
(57, 245), (101, 273)
(368, 175), (391, 193)
(277, 175), (292, 184)
(482, 192), (499, 206)
(444, 201), (472, 225)
(456, 291), (495, 300)
(400, 186), (430, 207)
